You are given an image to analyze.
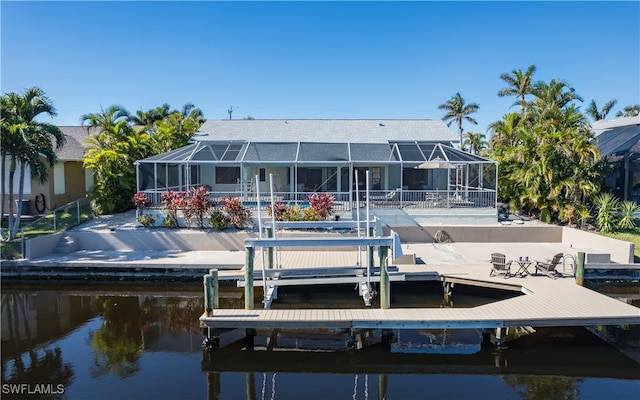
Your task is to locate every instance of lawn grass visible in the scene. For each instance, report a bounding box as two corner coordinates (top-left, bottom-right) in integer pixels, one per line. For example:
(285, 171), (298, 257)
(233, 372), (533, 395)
(1, 204), (93, 260)
(598, 228), (640, 262)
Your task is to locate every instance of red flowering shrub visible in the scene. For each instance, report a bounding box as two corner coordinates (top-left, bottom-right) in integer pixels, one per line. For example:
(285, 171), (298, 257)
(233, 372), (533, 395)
(161, 190), (186, 228)
(219, 197), (252, 229)
(133, 192), (152, 213)
(308, 193), (334, 221)
(266, 202), (287, 221)
(187, 186), (211, 228)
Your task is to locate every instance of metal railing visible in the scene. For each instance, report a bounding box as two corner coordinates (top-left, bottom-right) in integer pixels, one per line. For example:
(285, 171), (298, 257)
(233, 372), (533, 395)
(137, 189), (497, 212)
(15, 197), (94, 258)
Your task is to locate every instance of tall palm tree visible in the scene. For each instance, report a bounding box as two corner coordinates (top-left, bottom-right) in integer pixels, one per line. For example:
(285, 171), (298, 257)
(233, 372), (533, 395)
(438, 93), (480, 149)
(586, 99), (617, 121)
(531, 79), (582, 111)
(0, 87), (65, 240)
(497, 64), (537, 114)
(616, 105), (640, 117)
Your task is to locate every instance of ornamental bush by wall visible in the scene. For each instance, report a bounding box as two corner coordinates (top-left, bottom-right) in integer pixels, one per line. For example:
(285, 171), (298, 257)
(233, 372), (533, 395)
(266, 193), (334, 222)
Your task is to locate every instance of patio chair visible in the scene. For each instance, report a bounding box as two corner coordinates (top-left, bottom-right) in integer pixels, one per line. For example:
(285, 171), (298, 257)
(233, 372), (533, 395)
(368, 188), (401, 205)
(534, 253), (564, 279)
(490, 252), (512, 278)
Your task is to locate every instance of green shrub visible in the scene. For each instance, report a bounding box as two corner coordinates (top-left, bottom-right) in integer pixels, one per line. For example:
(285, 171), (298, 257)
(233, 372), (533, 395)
(137, 214), (155, 227)
(618, 201), (640, 230)
(593, 193), (620, 233)
(208, 209), (228, 230)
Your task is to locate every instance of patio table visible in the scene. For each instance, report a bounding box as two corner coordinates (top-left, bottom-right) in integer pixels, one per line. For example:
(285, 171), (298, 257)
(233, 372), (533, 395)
(513, 258), (532, 277)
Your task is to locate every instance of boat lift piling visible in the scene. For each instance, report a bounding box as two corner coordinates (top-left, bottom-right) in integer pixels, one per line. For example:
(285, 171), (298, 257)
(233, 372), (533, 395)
(202, 269), (220, 348)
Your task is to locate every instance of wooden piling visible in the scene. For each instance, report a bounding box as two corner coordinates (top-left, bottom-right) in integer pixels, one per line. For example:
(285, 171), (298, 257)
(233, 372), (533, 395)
(265, 227), (274, 269)
(245, 247), (255, 309)
(203, 273), (213, 317)
(378, 374), (388, 400)
(576, 251), (585, 286)
(209, 269), (219, 310)
(379, 245), (390, 309)
(368, 227), (375, 269)
(245, 372), (256, 400)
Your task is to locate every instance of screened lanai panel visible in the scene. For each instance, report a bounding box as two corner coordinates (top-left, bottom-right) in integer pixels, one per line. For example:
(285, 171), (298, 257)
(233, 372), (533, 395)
(243, 142), (298, 162)
(222, 143), (245, 161)
(420, 143), (447, 161)
(141, 144), (199, 162)
(298, 142), (349, 162)
(190, 144), (217, 161)
(396, 143), (426, 162)
(210, 144), (229, 160)
(437, 145), (486, 162)
(350, 143), (400, 162)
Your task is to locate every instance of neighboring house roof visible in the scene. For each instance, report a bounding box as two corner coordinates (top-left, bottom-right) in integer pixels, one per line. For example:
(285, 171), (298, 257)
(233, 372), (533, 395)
(192, 119), (457, 144)
(56, 126), (93, 161)
(591, 116), (640, 156)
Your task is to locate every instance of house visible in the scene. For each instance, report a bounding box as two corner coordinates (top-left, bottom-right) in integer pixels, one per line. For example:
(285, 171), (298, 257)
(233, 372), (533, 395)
(2, 126), (92, 215)
(592, 116), (640, 202)
(135, 119), (498, 223)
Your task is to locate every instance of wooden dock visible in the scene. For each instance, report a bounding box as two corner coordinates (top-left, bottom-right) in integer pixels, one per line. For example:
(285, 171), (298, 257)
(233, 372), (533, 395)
(200, 253), (640, 334)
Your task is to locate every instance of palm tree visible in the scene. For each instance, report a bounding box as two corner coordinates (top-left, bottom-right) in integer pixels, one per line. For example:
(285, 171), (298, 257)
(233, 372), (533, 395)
(462, 132), (487, 155)
(438, 93), (480, 149)
(129, 103), (171, 127)
(530, 79), (582, 111)
(586, 99), (617, 121)
(83, 120), (155, 214)
(497, 65), (537, 114)
(178, 103), (205, 125)
(0, 87), (65, 240)
(80, 105), (130, 132)
(616, 105), (640, 117)
(528, 79), (583, 128)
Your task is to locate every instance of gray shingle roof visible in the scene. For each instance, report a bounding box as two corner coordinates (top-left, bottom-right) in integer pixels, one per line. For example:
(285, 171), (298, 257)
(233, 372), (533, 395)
(56, 126), (93, 161)
(192, 119), (456, 144)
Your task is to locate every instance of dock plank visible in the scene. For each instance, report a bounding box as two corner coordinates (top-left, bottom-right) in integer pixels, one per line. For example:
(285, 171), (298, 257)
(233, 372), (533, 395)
(202, 261), (640, 331)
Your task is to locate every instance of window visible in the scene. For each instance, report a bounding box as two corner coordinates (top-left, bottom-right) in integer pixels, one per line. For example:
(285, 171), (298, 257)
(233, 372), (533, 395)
(215, 167), (240, 184)
(54, 162), (65, 194)
(259, 168), (266, 182)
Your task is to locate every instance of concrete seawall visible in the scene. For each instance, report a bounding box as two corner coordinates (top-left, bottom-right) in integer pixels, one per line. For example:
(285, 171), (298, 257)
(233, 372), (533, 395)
(24, 223), (634, 265)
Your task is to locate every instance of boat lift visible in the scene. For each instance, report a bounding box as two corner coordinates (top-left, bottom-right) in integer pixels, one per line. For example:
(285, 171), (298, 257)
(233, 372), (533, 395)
(250, 172), (404, 309)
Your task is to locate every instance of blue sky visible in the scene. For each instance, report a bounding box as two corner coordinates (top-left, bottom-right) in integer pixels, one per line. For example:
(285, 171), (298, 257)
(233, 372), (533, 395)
(2, 1), (639, 137)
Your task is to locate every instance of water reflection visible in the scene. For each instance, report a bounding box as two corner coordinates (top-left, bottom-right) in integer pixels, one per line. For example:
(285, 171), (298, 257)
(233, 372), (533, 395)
(0, 282), (638, 400)
(1, 293), (74, 400)
(89, 297), (143, 378)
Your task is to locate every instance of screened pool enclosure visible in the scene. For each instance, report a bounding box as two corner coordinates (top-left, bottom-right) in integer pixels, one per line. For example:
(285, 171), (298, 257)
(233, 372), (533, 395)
(135, 141), (497, 211)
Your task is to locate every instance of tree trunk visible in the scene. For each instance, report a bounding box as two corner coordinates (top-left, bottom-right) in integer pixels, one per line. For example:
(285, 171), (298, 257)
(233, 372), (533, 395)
(1, 154), (6, 241)
(8, 159), (26, 240)
(6, 157), (16, 241)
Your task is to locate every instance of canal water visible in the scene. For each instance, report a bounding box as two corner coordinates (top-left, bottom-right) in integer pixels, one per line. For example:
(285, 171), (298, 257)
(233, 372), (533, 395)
(1, 281), (638, 400)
